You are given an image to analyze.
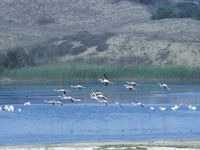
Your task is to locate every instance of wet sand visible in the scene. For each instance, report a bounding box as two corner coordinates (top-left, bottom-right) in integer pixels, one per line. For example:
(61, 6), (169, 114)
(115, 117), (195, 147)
(1, 140), (200, 150)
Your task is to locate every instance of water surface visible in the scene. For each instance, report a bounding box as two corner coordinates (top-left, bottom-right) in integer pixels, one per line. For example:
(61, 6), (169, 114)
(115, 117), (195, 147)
(0, 81), (200, 145)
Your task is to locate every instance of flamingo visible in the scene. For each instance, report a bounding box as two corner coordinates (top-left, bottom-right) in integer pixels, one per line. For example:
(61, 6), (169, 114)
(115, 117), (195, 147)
(90, 92), (99, 101)
(126, 81), (137, 86)
(57, 88), (81, 103)
(159, 106), (167, 111)
(188, 105), (197, 111)
(4, 105), (14, 112)
(70, 84), (86, 90)
(171, 105), (179, 111)
(99, 74), (113, 86)
(158, 83), (170, 90)
(24, 101), (31, 106)
(54, 88), (70, 96)
(150, 106), (155, 111)
(90, 91), (107, 100)
(124, 84), (137, 91)
(60, 95), (81, 103)
(90, 91), (108, 106)
(191, 106), (197, 111)
(54, 88), (68, 92)
(132, 101), (144, 108)
(96, 93), (107, 100)
(44, 100), (57, 105)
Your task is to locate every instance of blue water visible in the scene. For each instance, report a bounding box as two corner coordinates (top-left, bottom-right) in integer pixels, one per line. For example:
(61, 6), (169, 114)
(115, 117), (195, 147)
(0, 81), (200, 145)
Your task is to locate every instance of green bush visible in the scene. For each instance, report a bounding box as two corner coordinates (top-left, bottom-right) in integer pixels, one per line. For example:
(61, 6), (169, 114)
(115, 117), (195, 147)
(37, 16), (55, 25)
(152, 6), (175, 19)
(2, 48), (35, 69)
(71, 46), (87, 55)
(139, 0), (152, 4)
(175, 2), (200, 20)
(152, 2), (200, 20)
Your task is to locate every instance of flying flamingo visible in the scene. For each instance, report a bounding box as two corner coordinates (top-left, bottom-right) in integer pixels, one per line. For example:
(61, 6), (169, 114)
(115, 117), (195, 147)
(158, 83), (170, 90)
(99, 74), (113, 86)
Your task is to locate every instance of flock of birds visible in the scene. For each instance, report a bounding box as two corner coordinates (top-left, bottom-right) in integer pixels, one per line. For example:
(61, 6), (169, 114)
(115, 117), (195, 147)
(0, 74), (198, 112)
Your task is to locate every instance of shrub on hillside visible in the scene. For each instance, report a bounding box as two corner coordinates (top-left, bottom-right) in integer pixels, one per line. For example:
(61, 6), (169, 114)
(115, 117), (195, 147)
(96, 44), (109, 52)
(175, 2), (200, 20)
(152, 6), (175, 19)
(152, 2), (200, 20)
(3, 48), (35, 69)
(139, 0), (152, 4)
(71, 46), (87, 55)
(37, 16), (55, 25)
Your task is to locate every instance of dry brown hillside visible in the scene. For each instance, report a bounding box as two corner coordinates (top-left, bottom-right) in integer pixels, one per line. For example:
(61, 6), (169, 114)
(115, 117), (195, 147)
(0, 0), (199, 67)
(80, 19), (200, 66)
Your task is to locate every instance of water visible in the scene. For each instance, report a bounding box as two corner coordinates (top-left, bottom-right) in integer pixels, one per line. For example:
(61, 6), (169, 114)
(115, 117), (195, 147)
(0, 81), (200, 145)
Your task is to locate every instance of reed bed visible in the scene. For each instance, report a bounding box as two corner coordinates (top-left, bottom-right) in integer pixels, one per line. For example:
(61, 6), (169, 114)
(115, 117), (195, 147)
(1, 63), (200, 81)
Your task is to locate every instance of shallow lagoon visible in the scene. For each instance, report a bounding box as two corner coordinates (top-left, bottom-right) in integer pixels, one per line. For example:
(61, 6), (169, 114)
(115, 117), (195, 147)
(0, 81), (200, 145)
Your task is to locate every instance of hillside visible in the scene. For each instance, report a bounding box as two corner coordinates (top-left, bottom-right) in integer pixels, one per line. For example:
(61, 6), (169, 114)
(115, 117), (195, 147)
(0, 0), (199, 68)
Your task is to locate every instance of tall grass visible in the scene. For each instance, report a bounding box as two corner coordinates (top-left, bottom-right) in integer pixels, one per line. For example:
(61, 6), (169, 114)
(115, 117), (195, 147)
(1, 63), (200, 81)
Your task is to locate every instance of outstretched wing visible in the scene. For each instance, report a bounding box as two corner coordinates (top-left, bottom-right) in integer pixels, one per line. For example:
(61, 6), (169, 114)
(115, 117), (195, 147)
(104, 74), (108, 79)
(140, 104), (144, 108)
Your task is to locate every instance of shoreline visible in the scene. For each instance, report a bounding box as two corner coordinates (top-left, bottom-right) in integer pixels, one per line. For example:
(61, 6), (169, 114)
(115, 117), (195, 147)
(1, 78), (200, 85)
(1, 140), (200, 150)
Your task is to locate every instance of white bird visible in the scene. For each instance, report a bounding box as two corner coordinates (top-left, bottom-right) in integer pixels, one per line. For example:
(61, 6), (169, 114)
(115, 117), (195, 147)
(44, 100), (57, 105)
(188, 105), (197, 111)
(60, 95), (81, 103)
(18, 108), (22, 112)
(99, 74), (113, 86)
(158, 83), (170, 90)
(54, 88), (70, 96)
(4, 105), (14, 112)
(90, 91), (108, 100)
(70, 84), (86, 90)
(188, 104), (192, 109)
(24, 101), (31, 106)
(124, 84), (137, 91)
(126, 81), (137, 86)
(191, 106), (197, 111)
(0, 106), (2, 111)
(150, 106), (155, 111)
(54, 88), (68, 92)
(171, 105), (179, 111)
(90, 93), (99, 101)
(57, 88), (81, 103)
(96, 94), (108, 100)
(71, 98), (81, 102)
(9, 105), (14, 112)
(132, 101), (144, 108)
(90, 91), (108, 106)
(159, 106), (167, 111)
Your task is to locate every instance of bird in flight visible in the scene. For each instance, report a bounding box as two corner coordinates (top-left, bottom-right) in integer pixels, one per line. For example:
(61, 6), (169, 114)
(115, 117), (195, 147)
(70, 84), (86, 90)
(158, 83), (171, 90)
(99, 74), (113, 86)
